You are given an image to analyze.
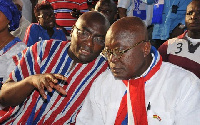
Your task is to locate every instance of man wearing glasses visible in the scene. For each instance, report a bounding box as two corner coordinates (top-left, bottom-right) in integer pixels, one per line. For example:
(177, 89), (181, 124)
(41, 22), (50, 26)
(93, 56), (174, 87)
(23, 1), (67, 47)
(76, 17), (200, 125)
(0, 11), (110, 124)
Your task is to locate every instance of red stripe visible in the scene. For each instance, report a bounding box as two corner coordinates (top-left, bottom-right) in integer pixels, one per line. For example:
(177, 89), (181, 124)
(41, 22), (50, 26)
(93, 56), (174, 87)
(0, 107), (14, 123)
(51, 2), (80, 9)
(144, 56), (162, 81)
(54, 62), (108, 124)
(17, 91), (40, 123)
(177, 30), (187, 39)
(56, 20), (76, 27)
(115, 93), (127, 125)
(49, 0), (88, 10)
(40, 64), (82, 124)
(12, 55), (18, 66)
(56, 13), (75, 19)
(42, 39), (54, 60)
(45, 42), (65, 73)
(19, 54), (29, 78)
(23, 24), (34, 45)
(32, 43), (40, 74)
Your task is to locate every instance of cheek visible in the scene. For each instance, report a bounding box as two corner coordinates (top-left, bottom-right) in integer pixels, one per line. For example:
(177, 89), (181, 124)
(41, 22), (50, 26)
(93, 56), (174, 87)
(93, 45), (104, 53)
(70, 38), (79, 53)
(123, 52), (144, 76)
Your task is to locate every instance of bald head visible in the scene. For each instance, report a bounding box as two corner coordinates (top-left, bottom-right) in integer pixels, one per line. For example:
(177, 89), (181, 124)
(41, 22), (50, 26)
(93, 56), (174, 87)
(106, 17), (148, 45)
(104, 17), (152, 79)
(76, 11), (110, 30)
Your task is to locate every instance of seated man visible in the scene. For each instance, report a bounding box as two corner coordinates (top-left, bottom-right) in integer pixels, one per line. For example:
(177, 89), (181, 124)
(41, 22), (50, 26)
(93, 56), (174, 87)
(158, 0), (200, 78)
(23, 1), (67, 47)
(0, 11), (110, 124)
(76, 17), (200, 124)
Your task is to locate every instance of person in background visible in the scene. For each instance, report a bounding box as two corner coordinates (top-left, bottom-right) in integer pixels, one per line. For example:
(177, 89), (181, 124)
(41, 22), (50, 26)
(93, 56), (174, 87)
(0, 11), (110, 124)
(45, 0), (89, 37)
(158, 0), (200, 78)
(20, 0), (33, 22)
(76, 17), (200, 125)
(0, 0), (27, 116)
(11, 0), (31, 41)
(143, 0), (192, 49)
(0, 0), (26, 86)
(71, 0), (117, 25)
(95, 0), (117, 24)
(117, 0), (154, 41)
(23, 1), (67, 47)
(117, 0), (153, 27)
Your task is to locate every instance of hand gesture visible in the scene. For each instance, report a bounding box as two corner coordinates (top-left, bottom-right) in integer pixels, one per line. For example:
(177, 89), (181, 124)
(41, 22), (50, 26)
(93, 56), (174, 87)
(29, 73), (68, 99)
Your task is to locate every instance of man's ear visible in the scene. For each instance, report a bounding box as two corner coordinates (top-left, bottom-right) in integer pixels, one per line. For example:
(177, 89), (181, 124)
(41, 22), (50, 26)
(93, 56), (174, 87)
(70, 25), (75, 37)
(114, 13), (118, 22)
(143, 41), (151, 57)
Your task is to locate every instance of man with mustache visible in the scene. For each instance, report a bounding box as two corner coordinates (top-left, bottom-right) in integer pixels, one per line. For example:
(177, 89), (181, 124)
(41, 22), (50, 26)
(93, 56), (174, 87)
(0, 11), (110, 124)
(158, 0), (200, 78)
(76, 16), (200, 125)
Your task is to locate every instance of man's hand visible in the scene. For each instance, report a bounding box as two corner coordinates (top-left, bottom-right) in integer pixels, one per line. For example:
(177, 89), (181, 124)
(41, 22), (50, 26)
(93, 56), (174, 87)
(29, 73), (68, 99)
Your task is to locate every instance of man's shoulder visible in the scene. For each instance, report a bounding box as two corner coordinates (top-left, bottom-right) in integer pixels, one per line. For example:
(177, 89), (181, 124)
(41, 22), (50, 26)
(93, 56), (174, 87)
(94, 69), (125, 87)
(41, 39), (70, 45)
(33, 39), (70, 54)
(159, 62), (199, 82)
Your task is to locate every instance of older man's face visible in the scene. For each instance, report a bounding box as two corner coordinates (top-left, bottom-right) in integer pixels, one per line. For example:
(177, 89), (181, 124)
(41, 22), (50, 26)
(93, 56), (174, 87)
(185, 1), (200, 32)
(104, 29), (146, 80)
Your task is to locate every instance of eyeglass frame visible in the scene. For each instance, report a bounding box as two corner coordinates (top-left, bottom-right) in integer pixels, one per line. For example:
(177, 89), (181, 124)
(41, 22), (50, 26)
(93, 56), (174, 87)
(102, 40), (147, 59)
(73, 25), (105, 46)
(38, 13), (55, 19)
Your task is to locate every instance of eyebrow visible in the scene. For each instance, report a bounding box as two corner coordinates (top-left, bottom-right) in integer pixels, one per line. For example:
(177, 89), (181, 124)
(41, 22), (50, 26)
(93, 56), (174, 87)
(82, 27), (106, 37)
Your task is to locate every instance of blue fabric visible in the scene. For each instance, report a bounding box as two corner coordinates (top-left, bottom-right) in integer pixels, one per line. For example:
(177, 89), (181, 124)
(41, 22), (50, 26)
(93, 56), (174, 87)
(25, 24), (67, 47)
(142, 0), (155, 5)
(133, 10), (146, 20)
(1, 37), (21, 54)
(0, 0), (21, 31)
(147, 0), (192, 40)
(152, 4), (164, 24)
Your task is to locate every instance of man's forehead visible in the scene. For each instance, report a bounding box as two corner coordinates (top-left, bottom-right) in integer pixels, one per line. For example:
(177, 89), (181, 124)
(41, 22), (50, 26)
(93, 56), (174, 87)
(188, 1), (200, 9)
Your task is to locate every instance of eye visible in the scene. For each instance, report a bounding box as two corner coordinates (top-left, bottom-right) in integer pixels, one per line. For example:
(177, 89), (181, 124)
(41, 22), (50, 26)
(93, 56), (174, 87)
(105, 10), (111, 13)
(93, 37), (105, 46)
(78, 30), (87, 36)
(186, 11), (193, 15)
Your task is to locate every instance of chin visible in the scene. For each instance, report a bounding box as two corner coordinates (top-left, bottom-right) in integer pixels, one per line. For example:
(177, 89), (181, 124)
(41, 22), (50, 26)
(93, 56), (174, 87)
(78, 57), (94, 64)
(113, 74), (125, 80)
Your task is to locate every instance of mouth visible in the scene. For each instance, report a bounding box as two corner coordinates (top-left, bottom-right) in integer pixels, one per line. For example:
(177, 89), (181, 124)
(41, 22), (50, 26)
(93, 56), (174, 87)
(189, 22), (200, 27)
(79, 47), (92, 56)
(110, 67), (123, 74)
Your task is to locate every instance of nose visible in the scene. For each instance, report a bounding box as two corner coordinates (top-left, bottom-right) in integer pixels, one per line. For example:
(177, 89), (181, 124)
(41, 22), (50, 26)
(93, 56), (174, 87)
(109, 54), (119, 63)
(84, 35), (94, 47)
(191, 12), (198, 20)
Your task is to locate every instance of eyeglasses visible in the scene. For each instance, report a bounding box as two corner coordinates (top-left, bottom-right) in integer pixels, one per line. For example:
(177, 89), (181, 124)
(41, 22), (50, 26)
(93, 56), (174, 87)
(38, 13), (55, 19)
(74, 25), (105, 46)
(102, 40), (145, 59)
